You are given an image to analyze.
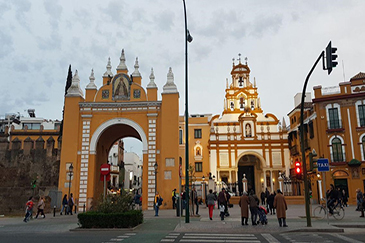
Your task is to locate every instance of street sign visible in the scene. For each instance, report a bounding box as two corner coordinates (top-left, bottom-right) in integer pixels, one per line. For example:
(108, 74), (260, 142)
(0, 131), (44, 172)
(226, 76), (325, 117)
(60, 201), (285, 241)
(317, 158), (329, 172)
(100, 163), (110, 175)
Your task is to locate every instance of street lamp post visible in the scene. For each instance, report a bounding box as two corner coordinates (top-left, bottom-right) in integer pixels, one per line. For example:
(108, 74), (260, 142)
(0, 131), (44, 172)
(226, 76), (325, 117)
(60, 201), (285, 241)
(182, 0), (193, 224)
(154, 162), (158, 194)
(202, 176), (205, 204)
(68, 163), (74, 199)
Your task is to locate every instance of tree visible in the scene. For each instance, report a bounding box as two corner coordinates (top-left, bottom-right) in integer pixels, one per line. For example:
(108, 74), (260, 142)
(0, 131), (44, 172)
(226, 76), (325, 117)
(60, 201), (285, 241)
(59, 65), (72, 139)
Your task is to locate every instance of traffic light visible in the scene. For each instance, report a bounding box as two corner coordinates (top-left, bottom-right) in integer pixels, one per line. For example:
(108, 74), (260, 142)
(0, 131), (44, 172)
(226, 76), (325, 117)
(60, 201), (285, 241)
(295, 161), (302, 179)
(309, 149), (318, 171)
(325, 41), (338, 75)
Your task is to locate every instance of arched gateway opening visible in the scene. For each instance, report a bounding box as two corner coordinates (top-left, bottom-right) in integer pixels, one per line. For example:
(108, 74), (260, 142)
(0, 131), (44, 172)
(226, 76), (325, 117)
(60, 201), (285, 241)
(237, 154), (264, 195)
(90, 119), (147, 202)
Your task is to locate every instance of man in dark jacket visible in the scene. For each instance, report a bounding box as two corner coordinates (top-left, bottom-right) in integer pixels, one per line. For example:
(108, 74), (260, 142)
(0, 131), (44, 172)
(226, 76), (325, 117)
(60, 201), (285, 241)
(248, 190), (259, 225)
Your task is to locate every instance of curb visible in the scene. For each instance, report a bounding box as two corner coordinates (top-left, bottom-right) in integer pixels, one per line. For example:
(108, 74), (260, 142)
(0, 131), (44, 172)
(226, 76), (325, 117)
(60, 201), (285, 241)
(288, 228), (344, 233)
(70, 225), (139, 232)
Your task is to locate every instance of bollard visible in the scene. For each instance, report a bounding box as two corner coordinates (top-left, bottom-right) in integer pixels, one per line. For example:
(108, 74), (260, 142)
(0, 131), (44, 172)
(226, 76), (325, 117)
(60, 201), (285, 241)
(83, 203), (85, 213)
(53, 206), (56, 217)
(176, 196), (180, 217)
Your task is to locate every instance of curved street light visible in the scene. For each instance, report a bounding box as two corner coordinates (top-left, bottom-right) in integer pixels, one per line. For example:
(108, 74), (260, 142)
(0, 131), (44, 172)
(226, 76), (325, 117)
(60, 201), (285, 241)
(183, 0), (193, 224)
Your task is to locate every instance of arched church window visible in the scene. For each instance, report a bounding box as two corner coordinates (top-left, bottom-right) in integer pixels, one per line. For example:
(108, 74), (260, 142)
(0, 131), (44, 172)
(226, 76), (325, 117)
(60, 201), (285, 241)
(362, 136), (365, 160)
(230, 102), (234, 111)
(245, 124), (252, 137)
(251, 100), (254, 110)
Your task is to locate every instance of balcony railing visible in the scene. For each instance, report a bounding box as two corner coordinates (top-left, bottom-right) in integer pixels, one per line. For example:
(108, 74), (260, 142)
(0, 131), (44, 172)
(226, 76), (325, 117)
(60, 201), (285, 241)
(327, 119), (343, 130)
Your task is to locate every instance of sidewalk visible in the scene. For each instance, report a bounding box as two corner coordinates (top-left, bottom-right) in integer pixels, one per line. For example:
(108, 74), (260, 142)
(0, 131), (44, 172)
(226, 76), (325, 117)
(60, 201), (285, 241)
(0, 204), (364, 234)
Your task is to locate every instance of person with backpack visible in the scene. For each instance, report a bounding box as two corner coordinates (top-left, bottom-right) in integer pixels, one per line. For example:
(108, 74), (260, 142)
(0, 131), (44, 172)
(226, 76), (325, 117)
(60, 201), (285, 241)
(67, 193), (74, 215)
(154, 191), (163, 216)
(60, 194), (68, 215)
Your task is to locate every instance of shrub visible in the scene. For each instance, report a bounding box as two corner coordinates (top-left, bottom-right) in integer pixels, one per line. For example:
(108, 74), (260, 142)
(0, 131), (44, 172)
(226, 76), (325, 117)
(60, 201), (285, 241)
(78, 210), (143, 228)
(77, 193), (143, 228)
(95, 193), (134, 213)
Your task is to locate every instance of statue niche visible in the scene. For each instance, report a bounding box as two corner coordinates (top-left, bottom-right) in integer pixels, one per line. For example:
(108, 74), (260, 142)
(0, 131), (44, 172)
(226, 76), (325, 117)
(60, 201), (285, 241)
(113, 74), (131, 100)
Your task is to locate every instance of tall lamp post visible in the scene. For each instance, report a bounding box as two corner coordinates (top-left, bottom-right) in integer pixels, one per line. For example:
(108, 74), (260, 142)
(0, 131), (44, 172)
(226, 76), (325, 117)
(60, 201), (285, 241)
(68, 163), (74, 198)
(182, 0), (193, 224)
(154, 162), (158, 194)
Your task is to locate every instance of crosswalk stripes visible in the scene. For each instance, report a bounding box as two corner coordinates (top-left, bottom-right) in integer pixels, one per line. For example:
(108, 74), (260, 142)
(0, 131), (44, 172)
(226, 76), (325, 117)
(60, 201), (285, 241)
(160, 233), (273, 243)
(102, 232), (136, 243)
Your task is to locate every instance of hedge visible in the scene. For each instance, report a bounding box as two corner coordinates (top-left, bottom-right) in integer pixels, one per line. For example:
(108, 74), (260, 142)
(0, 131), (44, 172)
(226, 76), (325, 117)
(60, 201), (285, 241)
(77, 210), (143, 228)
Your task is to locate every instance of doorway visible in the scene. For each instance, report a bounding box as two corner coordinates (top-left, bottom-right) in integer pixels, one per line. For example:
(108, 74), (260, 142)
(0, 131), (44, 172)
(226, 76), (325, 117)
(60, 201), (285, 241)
(334, 178), (348, 200)
(238, 165), (255, 195)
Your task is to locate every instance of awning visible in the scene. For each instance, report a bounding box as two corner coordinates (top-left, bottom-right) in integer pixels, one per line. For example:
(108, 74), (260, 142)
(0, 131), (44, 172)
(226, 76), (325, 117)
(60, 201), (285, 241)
(348, 159), (361, 166)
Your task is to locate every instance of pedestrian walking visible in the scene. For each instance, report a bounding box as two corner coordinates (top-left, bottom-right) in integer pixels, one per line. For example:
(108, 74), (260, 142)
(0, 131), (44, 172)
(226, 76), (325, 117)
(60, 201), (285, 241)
(248, 190), (259, 226)
(260, 191), (265, 205)
(172, 189), (177, 209)
(191, 187), (199, 216)
(218, 188), (228, 220)
(267, 192), (275, 215)
(68, 193), (74, 215)
(23, 196), (34, 222)
(356, 188), (363, 211)
(35, 196), (45, 219)
(341, 189), (348, 207)
(60, 194), (68, 215)
(273, 189), (288, 227)
(206, 189), (216, 220)
(265, 188), (270, 205)
(238, 191), (249, 225)
(154, 191), (162, 216)
(134, 191), (142, 209)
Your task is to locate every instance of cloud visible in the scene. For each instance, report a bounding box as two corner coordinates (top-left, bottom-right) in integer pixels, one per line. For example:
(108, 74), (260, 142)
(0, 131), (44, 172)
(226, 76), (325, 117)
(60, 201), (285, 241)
(10, 0), (32, 28)
(43, 0), (63, 29)
(0, 30), (14, 57)
(249, 14), (283, 38)
(154, 10), (176, 32)
(36, 32), (62, 51)
(102, 0), (125, 24)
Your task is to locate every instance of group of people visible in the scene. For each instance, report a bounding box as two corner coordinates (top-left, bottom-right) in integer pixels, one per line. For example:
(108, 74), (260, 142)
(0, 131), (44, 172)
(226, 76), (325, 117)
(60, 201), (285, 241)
(239, 189), (288, 227)
(205, 188), (288, 227)
(60, 193), (75, 215)
(23, 196), (46, 222)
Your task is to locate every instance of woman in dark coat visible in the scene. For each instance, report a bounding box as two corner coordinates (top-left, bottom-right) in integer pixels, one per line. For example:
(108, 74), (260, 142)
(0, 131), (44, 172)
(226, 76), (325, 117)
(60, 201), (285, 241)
(273, 189), (288, 227)
(238, 191), (249, 225)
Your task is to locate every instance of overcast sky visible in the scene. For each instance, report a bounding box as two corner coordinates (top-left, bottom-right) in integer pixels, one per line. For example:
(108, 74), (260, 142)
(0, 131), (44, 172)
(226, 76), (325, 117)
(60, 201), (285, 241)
(1, 1), (364, 127)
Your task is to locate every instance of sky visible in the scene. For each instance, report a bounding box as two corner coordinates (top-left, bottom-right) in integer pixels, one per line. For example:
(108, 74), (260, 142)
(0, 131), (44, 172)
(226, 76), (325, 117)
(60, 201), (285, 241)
(1, 0), (365, 155)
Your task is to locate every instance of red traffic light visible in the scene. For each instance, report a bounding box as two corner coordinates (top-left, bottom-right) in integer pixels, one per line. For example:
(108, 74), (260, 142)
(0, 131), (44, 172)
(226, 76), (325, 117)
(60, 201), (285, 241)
(295, 161), (301, 174)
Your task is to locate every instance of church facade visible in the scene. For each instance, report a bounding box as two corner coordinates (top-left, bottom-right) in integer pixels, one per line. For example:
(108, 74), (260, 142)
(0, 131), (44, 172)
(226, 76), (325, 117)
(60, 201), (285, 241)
(179, 58), (290, 197)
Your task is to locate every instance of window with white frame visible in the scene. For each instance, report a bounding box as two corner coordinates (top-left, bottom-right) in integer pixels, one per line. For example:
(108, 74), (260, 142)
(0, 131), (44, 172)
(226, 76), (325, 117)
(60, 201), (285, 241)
(331, 137), (344, 162)
(358, 104), (365, 127)
(328, 108), (340, 129)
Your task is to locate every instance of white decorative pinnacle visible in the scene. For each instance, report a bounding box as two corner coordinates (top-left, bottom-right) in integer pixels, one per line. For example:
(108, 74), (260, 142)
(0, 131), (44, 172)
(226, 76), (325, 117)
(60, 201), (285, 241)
(132, 57), (141, 77)
(282, 117), (287, 130)
(147, 68), (157, 88)
(86, 69), (97, 89)
(103, 57), (113, 77)
(117, 49), (128, 71)
(162, 67), (178, 94)
(66, 70), (84, 97)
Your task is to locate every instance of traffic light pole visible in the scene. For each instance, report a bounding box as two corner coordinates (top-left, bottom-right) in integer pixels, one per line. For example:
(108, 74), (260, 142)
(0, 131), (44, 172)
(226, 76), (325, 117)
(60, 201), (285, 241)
(300, 50), (324, 227)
